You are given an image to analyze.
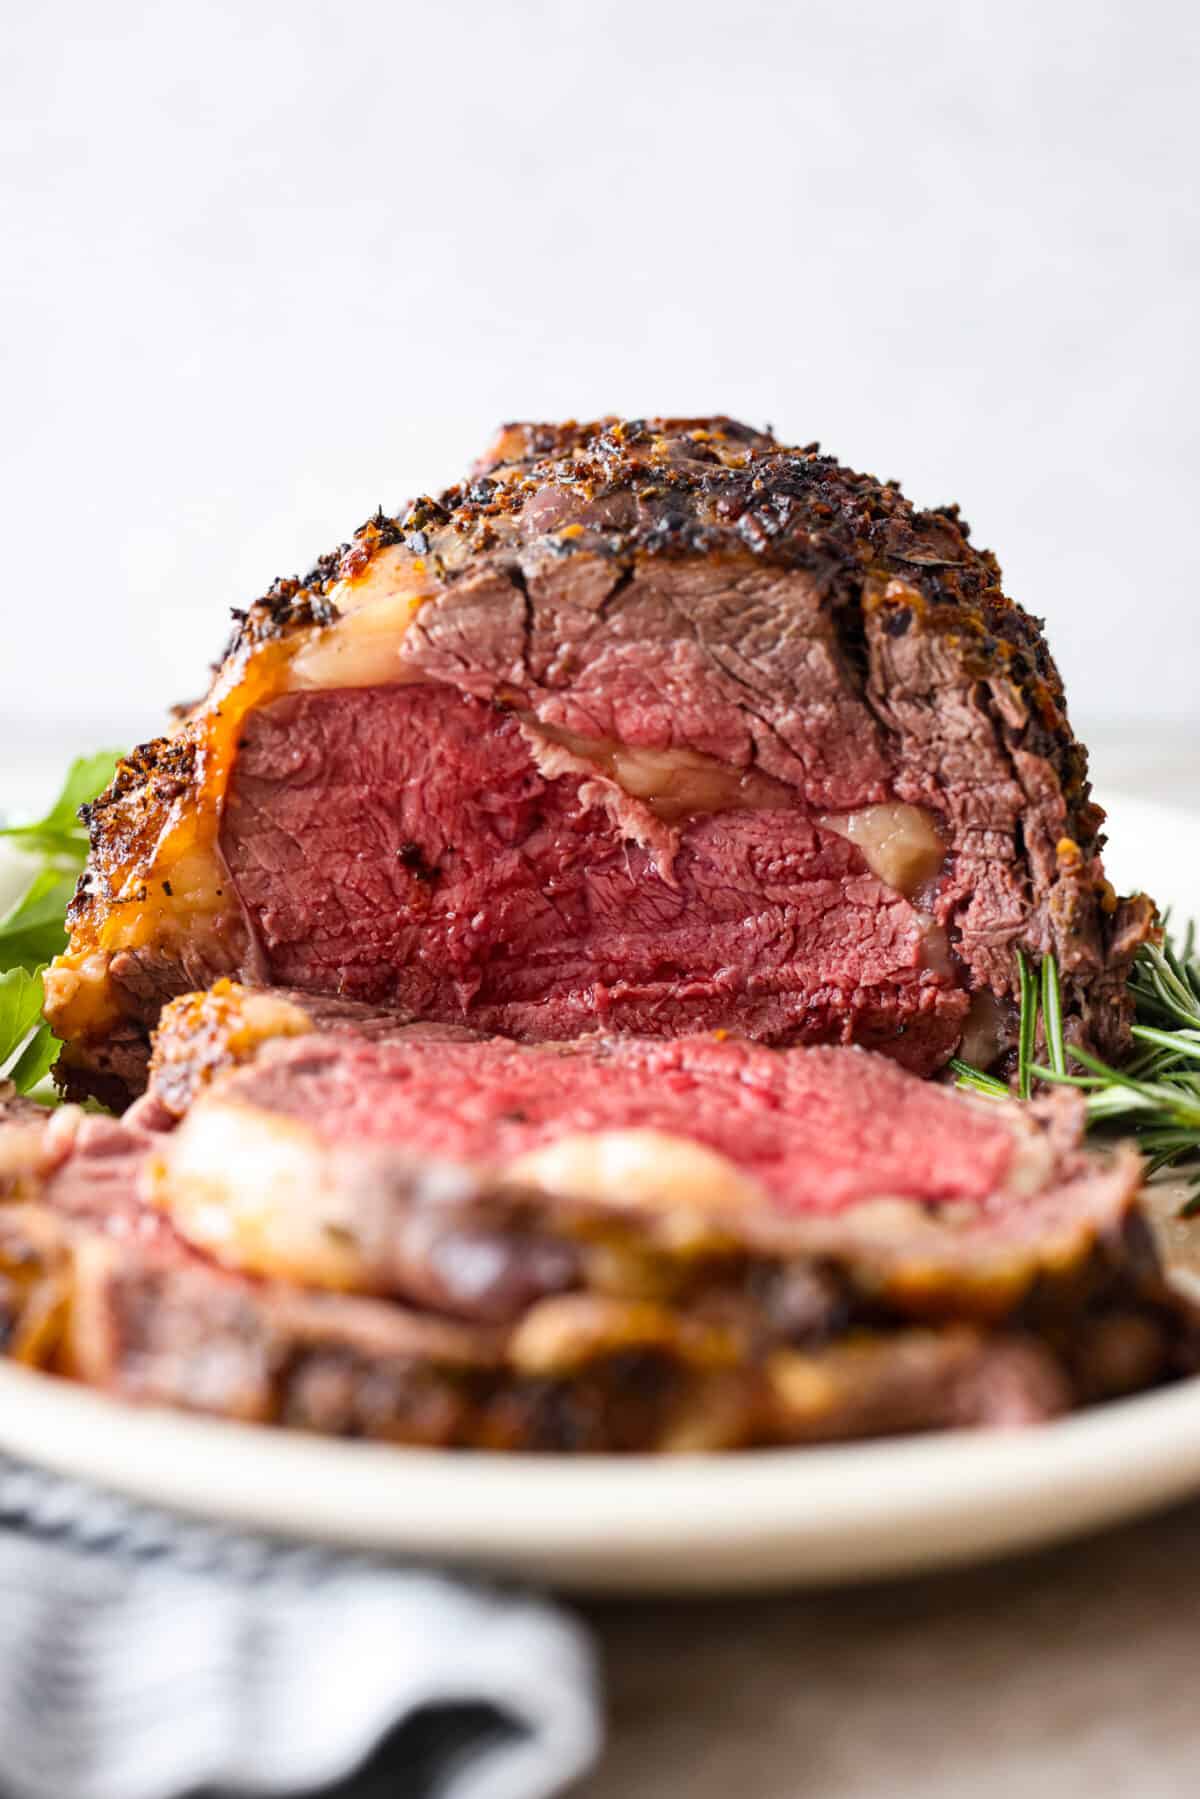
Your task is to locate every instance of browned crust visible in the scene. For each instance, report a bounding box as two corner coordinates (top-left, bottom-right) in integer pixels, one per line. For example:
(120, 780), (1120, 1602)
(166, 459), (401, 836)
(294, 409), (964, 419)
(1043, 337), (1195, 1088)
(71, 1253), (1081, 1449)
(242, 415), (1068, 675)
(140, 982), (316, 1117)
(68, 736), (199, 937)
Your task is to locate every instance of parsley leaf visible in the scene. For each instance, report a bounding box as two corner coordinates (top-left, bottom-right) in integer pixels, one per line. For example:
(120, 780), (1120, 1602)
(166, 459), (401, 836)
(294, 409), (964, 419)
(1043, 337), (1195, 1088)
(0, 966), (47, 1067)
(0, 750), (121, 862)
(9, 1022), (59, 1094)
(0, 966), (57, 1094)
(0, 869), (78, 972)
(0, 748), (124, 1103)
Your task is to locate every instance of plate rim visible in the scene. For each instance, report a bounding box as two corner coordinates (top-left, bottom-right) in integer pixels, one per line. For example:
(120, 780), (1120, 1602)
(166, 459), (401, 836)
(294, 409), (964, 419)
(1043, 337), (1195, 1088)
(3, 1357), (1200, 1590)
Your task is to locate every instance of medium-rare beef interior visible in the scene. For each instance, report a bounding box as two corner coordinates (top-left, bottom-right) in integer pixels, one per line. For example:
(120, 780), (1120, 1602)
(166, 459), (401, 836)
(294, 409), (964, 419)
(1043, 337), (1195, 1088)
(46, 418), (1150, 1107)
(0, 982), (1192, 1450)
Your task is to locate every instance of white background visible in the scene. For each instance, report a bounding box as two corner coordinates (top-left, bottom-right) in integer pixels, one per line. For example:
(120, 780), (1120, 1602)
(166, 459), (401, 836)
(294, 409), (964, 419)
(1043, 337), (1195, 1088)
(1, 0), (1197, 772)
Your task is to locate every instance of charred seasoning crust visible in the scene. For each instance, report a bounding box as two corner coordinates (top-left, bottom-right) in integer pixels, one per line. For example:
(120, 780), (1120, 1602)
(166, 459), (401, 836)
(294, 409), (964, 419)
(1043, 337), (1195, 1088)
(67, 584), (340, 929)
(218, 583), (339, 666)
(71, 420), (1089, 850)
(68, 737), (200, 932)
(229, 416), (1093, 837)
(201, 417), (1076, 689)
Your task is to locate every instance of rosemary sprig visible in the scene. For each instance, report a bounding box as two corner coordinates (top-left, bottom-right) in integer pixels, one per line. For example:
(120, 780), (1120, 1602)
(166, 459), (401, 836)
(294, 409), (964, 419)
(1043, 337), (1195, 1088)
(947, 1057), (1010, 1100)
(954, 925), (1200, 1210)
(1016, 949), (1037, 1099)
(1040, 953), (1068, 1077)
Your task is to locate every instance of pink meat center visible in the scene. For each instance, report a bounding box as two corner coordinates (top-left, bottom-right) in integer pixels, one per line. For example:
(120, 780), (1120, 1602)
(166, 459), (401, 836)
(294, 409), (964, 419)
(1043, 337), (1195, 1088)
(237, 1035), (1019, 1214)
(222, 684), (968, 1073)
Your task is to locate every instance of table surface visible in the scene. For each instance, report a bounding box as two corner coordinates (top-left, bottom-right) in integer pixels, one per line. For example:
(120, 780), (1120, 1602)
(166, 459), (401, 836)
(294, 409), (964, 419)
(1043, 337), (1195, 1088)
(576, 726), (1199, 1799)
(577, 1497), (1200, 1799)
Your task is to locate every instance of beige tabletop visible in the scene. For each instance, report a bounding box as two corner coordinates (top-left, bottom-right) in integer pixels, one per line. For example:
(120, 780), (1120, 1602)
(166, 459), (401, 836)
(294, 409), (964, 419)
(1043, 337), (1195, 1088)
(577, 724), (1200, 1799)
(578, 1497), (1200, 1799)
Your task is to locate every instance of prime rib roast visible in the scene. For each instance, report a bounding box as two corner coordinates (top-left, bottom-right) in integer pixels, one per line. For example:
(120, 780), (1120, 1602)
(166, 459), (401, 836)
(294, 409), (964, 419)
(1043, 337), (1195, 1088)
(0, 983), (1192, 1449)
(45, 417), (1148, 1108)
(5, 416), (1178, 1448)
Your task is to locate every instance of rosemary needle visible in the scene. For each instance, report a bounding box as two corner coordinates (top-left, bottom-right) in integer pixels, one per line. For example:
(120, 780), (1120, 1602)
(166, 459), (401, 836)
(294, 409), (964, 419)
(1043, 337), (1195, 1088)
(1016, 950), (1037, 1101)
(1040, 953), (1068, 1077)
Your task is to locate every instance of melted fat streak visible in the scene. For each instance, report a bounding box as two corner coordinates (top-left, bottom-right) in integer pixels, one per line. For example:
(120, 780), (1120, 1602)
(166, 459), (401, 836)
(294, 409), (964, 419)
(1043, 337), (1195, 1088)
(816, 804), (946, 900)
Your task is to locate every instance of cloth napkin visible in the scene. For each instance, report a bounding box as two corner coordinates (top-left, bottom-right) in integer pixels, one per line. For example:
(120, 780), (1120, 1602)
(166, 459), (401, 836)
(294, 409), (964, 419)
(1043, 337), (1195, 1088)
(0, 1458), (602, 1799)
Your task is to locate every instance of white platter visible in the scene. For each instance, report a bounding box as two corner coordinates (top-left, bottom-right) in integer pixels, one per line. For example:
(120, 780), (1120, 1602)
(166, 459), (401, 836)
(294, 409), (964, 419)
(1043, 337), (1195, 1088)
(0, 792), (1197, 1593)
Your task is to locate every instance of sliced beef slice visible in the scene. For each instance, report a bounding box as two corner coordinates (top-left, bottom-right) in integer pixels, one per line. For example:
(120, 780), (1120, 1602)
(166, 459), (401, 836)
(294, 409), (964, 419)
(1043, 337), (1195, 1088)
(68, 1253), (1077, 1449)
(0, 1096), (1077, 1449)
(142, 988), (1196, 1413)
(143, 1019), (1158, 1328)
(0, 1039), (1191, 1449)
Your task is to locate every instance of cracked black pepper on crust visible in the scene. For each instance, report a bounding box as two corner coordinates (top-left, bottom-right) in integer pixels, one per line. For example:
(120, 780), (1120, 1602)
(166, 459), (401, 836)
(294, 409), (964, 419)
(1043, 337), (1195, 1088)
(218, 417), (1092, 823)
(232, 416), (1065, 662)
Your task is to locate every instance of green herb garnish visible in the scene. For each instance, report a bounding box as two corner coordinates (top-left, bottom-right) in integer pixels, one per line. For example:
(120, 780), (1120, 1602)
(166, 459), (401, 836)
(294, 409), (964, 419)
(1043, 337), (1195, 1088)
(0, 966), (56, 1092)
(0, 751), (121, 863)
(0, 750), (121, 1098)
(0, 868), (80, 972)
(955, 924), (1200, 1209)
(1016, 949), (1037, 1100)
(947, 1056), (1009, 1101)
(1040, 951), (1068, 1077)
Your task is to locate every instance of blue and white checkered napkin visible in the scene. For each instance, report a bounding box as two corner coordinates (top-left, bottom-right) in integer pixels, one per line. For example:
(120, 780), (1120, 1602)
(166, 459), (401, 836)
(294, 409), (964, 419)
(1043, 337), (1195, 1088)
(0, 1458), (601, 1799)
